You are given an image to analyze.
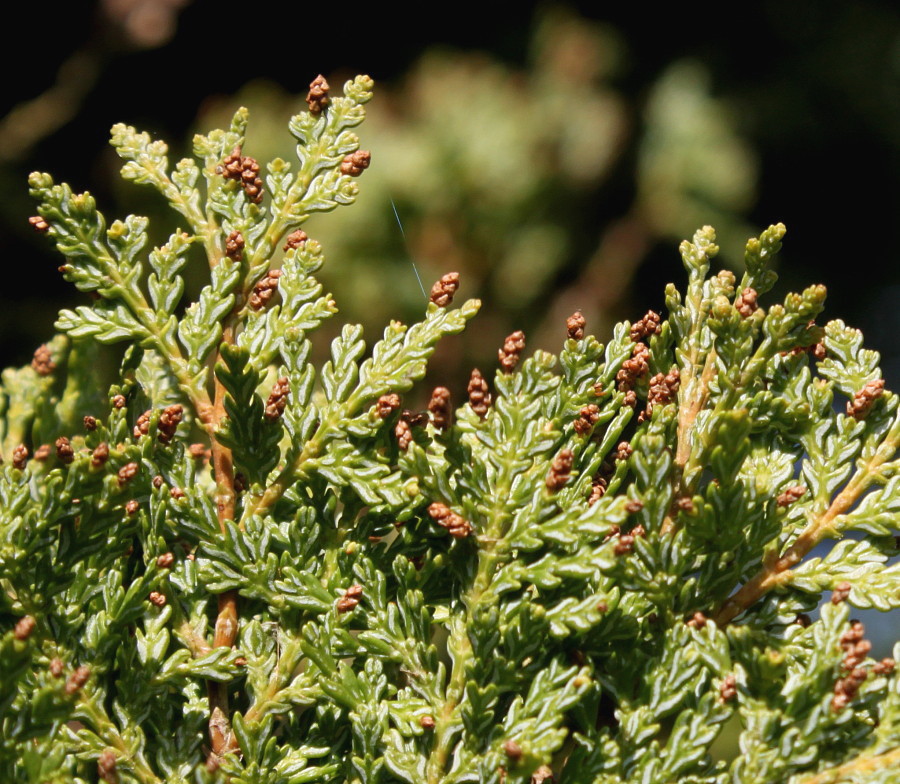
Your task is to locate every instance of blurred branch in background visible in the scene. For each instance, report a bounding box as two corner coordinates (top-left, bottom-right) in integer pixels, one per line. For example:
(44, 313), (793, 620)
(195, 9), (756, 384)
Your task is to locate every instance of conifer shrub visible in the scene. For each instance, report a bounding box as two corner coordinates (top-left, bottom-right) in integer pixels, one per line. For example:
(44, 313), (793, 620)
(3, 74), (900, 784)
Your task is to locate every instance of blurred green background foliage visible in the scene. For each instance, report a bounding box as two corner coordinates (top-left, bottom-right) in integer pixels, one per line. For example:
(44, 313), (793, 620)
(3, 1), (900, 382)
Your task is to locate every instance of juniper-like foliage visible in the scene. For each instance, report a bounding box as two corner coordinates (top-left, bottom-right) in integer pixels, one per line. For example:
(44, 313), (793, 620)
(2, 75), (900, 784)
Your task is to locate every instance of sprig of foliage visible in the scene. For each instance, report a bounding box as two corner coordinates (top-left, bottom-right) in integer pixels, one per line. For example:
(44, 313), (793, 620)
(2, 74), (900, 784)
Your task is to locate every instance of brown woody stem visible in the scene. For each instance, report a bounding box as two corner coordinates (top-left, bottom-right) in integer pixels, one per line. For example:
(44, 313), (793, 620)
(715, 420), (900, 626)
(206, 317), (240, 761)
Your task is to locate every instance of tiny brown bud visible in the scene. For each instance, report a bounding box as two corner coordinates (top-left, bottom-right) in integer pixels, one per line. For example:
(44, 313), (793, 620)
(112, 394), (127, 409)
(498, 330), (526, 374)
(573, 404), (600, 436)
(49, 658), (64, 677)
(233, 657), (247, 667)
(29, 215), (50, 232)
(624, 500), (644, 514)
(225, 230), (244, 261)
(125, 499), (139, 516)
(588, 477), (607, 506)
(676, 496), (695, 513)
(55, 437), (74, 465)
(14, 615), (36, 640)
(12, 444), (28, 470)
(337, 584), (364, 613)
(31, 344), (56, 376)
(157, 404), (183, 444)
(777, 485), (807, 508)
(419, 714), (436, 729)
(848, 379), (885, 420)
(630, 310), (661, 342)
(156, 552), (175, 569)
(502, 740), (523, 761)
(98, 749), (119, 784)
(795, 613), (811, 628)
(812, 342), (827, 361)
(831, 581), (852, 604)
(117, 462), (139, 486)
(395, 419), (413, 450)
(340, 150), (371, 176)
(734, 287), (759, 318)
(283, 229), (308, 250)
(65, 664), (91, 695)
(265, 377), (290, 421)
(596, 600), (608, 613)
(614, 442), (633, 461)
(687, 611), (707, 629)
(152, 475), (164, 489)
(719, 674), (737, 702)
(250, 269), (282, 310)
(874, 658), (896, 676)
(376, 393), (402, 419)
(307, 74), (330, 113)
(430, 272), (460, 308)
(427, 502), (472, 538)
(428, 387), (452, 431)
(614, 534), (634, 555)
(33, 444), (51, 461)
(83, 415), (98, 431)
(148, 591), (167, 607)
(468, 368), (491, 419)
(234, 472), (247, 494)
(566, 310), (586, 340)
(91, 442), (109, 467)
(546, 449), (574, 492)
(170, 487), (186, 500)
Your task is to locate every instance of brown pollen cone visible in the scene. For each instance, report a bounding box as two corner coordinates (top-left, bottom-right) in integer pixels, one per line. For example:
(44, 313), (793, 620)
(776, 485), (806, 507)
(567, 311), (586, 340)
(467, 369), (491, 418)
(225, 230), (244, 261)
(573, 404), (600, 436)
(12, 445), (28, 470)
(250, 270), (282, 310)
(283, 229), (308, 250)
(429, 272), (460, 307)
(630, 310), (661, 342)
(29, 215), (50, 232)
(395, 419), (413, 450)
(265, 378), (290, 421)
(337, 584), (364, 613)
(340, 150), (371, 176)
(735, 287), (758, 318)
(546, 449), (574, 492)
(428, 387), (452, 431)
(498, 331), (526, 373)
(847, 379), (885, 420)
(55, 437), (74, 465)
(427, 502), (472, 538)
(32, 344), (56, 376)
(307, 74), (330, 113)
(376, 393), (402, 419)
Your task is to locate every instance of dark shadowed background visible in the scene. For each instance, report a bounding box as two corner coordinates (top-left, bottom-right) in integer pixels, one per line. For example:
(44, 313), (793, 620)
(3, 0), (900, 381)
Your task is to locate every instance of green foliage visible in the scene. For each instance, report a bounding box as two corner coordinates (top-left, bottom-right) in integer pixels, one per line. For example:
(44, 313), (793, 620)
(2, 75), (900, 784)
